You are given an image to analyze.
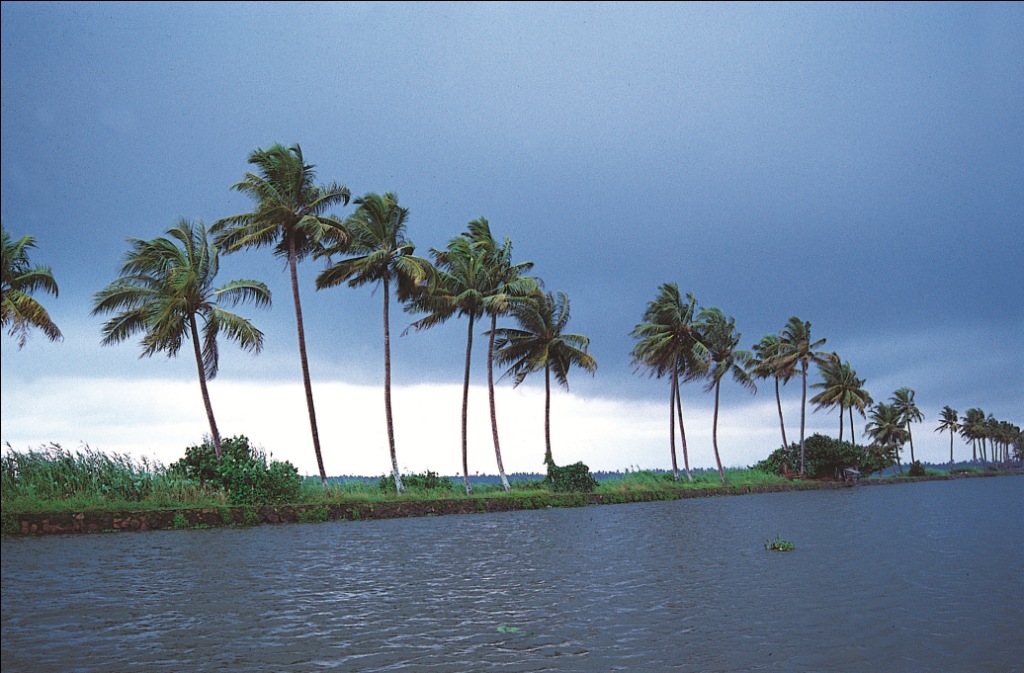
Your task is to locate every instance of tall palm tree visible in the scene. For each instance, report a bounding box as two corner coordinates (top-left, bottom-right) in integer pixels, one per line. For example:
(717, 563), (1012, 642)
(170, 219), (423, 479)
(465, 218), (538, 492)
(809, 355), (872, 444)
(407, 232), (491, 494)
(750, 334), (791, 450)
(865, 402), (909, 474)
(891, 387), (925, 464)
(213, 143), (349, 490)
(696, 307), (755, 485)
(630, 283), (706, 481)
(775, 317), (833, 477)
(315, 193), (432, 495)
(92, 219), (270, 458)
(935, 406), (959, 467)
(492, 291), (597, 468)
(1, 224), (62, 348)
(961, 407), (986, 464)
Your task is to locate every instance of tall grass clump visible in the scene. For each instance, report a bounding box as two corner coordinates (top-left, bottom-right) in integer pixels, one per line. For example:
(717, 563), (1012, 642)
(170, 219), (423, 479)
(2, 442), (162, 502)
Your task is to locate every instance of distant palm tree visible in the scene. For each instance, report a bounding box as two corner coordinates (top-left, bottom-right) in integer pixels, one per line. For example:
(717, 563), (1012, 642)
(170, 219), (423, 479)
(750, 334), (791, 450)
(935, 406), (959, 467)
(891, 387), (925, 464)
(1, 224), (62, 348)
(492, 291), (597, 468)
(810, 355), (872, 444)
(960, 407), (986, 464)
(865, 402), (909, 474)
(213, 143), (349, 489)
(316, 193), (432, 495)
(408, 232), (491, 494)
(630, 283), (706, 481)
(465, 218), (538, 492)
(775, 317), (833, 477)
(696, 307), (755, 485)
(92, 219), (270, 458)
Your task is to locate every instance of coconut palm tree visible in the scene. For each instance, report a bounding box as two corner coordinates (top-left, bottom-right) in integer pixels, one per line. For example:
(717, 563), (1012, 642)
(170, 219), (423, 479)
(809, 356), (872, 444)
(935, 406), (959, 467)
(315, 193), (432, 495)
(407, 232), (491, 494)
(92, 219), (270, 458)
(750, 334), (791, 450)
(865, 402), (909, 474)
(891, 387), (925, 464)
(696, 307), (755, 485)
(465, 218), (538, 492)
(961, 407), (986, 464)
(775, 317), (833, 477)
(630, 283), (706, 481)
(492, 291), (597, 468)
(1, 224), (62, 348)
(213, 143), (349, 490)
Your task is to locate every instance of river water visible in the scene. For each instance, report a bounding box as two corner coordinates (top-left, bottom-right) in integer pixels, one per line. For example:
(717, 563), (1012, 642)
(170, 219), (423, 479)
(2, 477), (1021, 672)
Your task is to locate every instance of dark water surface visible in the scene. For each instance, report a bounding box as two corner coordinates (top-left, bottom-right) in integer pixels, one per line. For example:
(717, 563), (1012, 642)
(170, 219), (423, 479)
(3, 477), (1021, 672)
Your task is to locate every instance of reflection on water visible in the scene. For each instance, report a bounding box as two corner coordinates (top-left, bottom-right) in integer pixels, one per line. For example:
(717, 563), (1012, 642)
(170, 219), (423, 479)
(3, 477), (1022, 672)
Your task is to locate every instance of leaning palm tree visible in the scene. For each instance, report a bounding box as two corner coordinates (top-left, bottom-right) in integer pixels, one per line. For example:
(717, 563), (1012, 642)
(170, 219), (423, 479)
(92, 219), (270, 458)
(465, 218), (538, 492)
(407, 232), (491, 494)
(935, 406), (959, 467)
(1, 224), (62, 348)
(891, 387), (925, 464)
(750, 334), (791, 450)
(809, 355), (871, 444)
(315, 193), (432, 495)
(492, 291), (597, 468)
(630, 283), (706, 481)
(774, 317), (833, 477)
(213, 143), (349, 489)
(696, 307), (755, 485)
(865, 402), (909, 475)
(961, 407), (986, 464)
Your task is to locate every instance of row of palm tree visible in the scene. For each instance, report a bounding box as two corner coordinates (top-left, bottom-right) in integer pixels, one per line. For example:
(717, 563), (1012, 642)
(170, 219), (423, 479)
(937, 407), (1022, 467)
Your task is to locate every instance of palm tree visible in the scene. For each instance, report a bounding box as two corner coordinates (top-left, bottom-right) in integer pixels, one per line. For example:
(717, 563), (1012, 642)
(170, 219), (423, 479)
(315, 193), (432, 495)
(809, 356), (872, 444)
(92, 219), (270, 458)
(865, 402), (909, 474)
(465, 218), (538, 492)
(961, 407), (986, 464)
(775, 317), (833, 477)
(696, 307), (755, 485)
(407, 232), (491, 494)
(891, 387), (925, 464)
(492, 291), (597, 468)
(750, 334), (791, 450)
(212, 143), (349, 490)
(630, 283), (706, 481)
(935, 406), (959, 467)
(1, 224), (62, 348)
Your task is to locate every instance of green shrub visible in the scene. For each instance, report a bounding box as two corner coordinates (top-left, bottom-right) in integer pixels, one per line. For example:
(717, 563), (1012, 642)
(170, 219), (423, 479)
(545, 461), (598, 493)
(753, 434), (897, 479)
(908, 460), (926, 477)
(172, 513), (189, 529)
(170, 436), (301, 505)
(297, 505), (329, 524)
(378, 470), (455, 494)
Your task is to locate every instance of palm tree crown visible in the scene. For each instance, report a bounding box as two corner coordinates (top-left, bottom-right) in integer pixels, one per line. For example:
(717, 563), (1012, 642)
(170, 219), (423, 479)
(810, 355), (872, 444)
(2, 224), (62, 348)
(92, 219), (270, 457)
(935, 405), (959, 466)
(774, 316), (833, 476)
(890, 387), (925, 464)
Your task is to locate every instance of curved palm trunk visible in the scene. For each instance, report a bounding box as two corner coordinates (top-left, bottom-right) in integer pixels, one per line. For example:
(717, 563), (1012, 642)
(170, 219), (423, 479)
(799, 361), (808, 477)
(907, 426), (916, 464)
(775, 378), (788, 449)
(668, 370), (679, 481)
(712, 379), (726, 485)
(460, 315), (475, 494)
(382, 277), (404, 495)
(289, 239), (329, 492)
(487, 313), (511, 492)
(675, 376), (693, 482)
(544, 363), (553, 467)
(189, 316), (222, 458)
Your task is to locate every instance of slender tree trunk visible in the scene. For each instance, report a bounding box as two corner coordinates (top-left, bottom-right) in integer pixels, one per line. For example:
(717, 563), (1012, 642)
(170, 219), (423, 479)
(839, 405), (844, 443)
(461, 315), (475, 494)
(775, 378), (788, 449)
(972, 439), (977, 463)
(289, 240), (329, 491)
(908, 425), (916, 464)
(799, 361), (808, 477)
(382, 277), (404, 495)
(896, 444), (904, 475)
(849, 407), (856, 448)
(189, 316), (222, 458)
(487, 313), (510, 492)
(544, 363), (553, 468)
(675, 374), (693, 482)
(949, 431), (954, 467)
(712, 379), (726, 485)
(668, 362), (679, 481)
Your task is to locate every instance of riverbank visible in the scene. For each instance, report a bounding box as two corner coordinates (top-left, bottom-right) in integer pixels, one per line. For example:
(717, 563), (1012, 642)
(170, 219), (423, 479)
(5, 471), (1014, 537)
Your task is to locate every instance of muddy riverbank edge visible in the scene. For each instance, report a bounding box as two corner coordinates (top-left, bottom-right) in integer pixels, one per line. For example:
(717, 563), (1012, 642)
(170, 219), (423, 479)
(4, 472), (1016, 537)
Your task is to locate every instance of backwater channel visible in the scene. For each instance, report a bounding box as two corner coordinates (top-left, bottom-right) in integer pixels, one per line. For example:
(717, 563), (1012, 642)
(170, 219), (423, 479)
(2, 476), (1021, 672)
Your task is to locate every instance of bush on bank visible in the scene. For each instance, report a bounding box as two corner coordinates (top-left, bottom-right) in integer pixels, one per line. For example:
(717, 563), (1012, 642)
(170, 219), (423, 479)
(752, 434), (897, 479)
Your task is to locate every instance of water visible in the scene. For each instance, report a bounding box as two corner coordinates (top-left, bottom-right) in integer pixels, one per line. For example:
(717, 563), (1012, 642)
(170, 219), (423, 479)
(2, 477), (1021, 672)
